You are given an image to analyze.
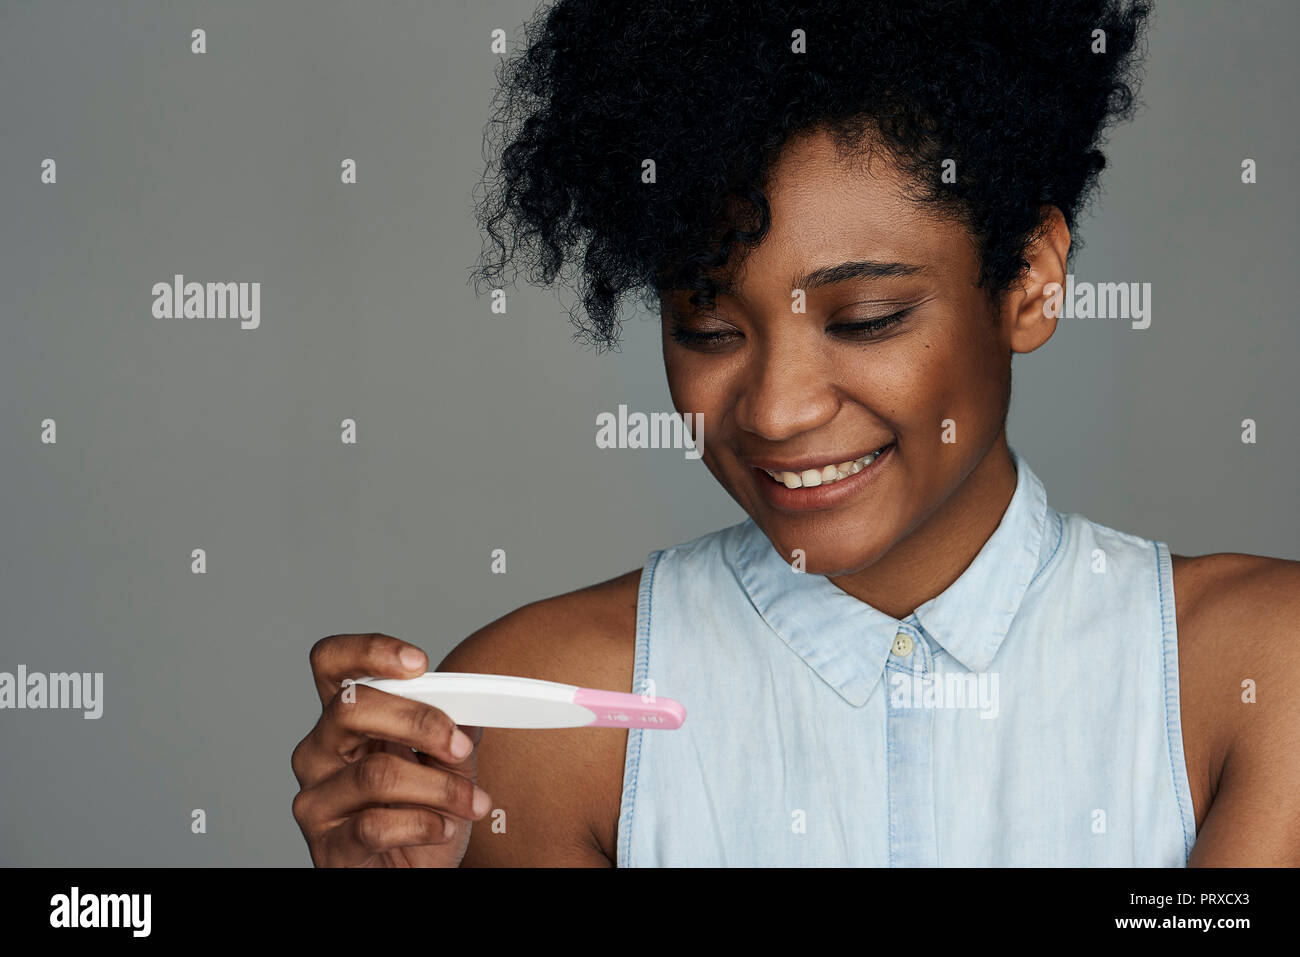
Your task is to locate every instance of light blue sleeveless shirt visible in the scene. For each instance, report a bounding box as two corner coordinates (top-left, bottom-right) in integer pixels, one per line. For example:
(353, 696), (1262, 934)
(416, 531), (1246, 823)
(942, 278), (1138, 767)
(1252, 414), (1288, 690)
(616, 448), (1198, 866)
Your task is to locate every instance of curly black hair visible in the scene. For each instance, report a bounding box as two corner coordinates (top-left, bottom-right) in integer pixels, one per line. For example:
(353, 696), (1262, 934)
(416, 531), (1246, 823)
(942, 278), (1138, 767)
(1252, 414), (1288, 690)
(470, 0), (1152, 351)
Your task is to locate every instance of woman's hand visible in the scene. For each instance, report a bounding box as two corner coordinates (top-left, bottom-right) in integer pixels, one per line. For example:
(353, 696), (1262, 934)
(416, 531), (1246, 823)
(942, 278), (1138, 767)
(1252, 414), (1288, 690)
(290, 633), (493, 867)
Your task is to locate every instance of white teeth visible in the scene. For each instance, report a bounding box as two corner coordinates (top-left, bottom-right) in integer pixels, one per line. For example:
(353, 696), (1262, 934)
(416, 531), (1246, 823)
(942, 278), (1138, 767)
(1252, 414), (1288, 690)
(763, 445), (888, 489)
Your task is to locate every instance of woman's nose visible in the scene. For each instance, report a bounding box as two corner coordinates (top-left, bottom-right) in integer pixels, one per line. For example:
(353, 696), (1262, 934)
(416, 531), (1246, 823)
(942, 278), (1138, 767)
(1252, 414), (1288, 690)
(733, 341), (839, 442)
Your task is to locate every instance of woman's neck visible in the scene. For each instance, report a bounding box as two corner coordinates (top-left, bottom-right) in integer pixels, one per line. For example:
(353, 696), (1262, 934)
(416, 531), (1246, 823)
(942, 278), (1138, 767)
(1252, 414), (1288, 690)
(828, 433), (1019, 620)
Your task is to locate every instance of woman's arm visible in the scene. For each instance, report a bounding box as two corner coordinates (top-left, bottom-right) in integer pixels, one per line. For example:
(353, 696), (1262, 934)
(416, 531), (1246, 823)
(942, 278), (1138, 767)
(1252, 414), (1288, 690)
(438, 570), (641, 867)
(1180, 555), (1300, 866)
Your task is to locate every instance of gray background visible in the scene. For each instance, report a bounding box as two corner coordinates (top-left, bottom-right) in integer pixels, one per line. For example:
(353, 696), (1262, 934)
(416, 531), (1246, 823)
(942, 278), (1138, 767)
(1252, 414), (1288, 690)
(0, 0), (1295, 866)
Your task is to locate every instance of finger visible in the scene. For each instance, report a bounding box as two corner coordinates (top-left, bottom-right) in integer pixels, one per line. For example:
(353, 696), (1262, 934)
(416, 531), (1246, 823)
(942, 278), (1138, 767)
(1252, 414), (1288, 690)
(320, 807), (457, 865)
(416, 723), (482, 768)
(298, 750), (490, 830)
(317, 684), (477, 768)
(291, 730), (342, 789)
(308, 633), (427, 705)
(294, 702), (475, 792)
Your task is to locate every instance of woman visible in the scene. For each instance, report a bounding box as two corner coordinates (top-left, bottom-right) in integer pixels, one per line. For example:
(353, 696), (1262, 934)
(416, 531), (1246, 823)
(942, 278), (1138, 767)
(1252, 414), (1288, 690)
(290, 0), (1300, 866)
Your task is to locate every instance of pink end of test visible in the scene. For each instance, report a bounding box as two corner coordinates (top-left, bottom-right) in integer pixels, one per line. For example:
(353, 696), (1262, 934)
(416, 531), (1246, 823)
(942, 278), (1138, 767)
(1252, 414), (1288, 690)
(573, 688), (686, 729)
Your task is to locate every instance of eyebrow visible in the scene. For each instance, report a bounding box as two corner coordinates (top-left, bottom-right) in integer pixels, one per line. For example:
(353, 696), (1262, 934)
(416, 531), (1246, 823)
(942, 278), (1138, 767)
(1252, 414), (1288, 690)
(682, 259), (926, 308)
(789, 260), (925, 290)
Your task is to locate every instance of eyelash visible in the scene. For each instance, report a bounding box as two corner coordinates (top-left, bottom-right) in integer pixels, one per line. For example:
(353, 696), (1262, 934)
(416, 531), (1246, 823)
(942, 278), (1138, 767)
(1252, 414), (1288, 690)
(669, 309), (911, 347)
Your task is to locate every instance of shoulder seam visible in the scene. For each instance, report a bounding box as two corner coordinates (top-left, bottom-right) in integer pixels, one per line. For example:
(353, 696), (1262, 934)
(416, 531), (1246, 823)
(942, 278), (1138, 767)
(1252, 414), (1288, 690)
(1156, 539), (1196, 863)
(1061, 508), (1161, 549)
(616, 547), (661, 867)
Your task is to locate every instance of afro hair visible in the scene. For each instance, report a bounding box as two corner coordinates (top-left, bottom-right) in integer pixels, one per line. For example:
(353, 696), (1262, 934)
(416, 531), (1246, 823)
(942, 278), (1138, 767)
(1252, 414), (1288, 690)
(471, 0), (1153, 350)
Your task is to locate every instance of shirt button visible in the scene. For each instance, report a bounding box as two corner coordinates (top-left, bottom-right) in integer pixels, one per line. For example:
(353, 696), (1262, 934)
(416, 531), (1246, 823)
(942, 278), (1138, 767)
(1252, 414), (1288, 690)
(891, 632), (914, 657)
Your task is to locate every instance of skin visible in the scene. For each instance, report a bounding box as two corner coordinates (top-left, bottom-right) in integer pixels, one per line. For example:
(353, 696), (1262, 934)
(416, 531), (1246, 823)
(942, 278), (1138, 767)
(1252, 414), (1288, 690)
(291, 127), (1300, 866)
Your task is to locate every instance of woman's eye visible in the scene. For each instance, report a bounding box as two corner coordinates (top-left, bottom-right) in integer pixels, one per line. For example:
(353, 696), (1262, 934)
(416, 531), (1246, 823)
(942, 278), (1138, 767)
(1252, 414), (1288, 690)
(669, 321), (740, 348)
(828, 309), (910, 340)
(669, 307), (911, 349)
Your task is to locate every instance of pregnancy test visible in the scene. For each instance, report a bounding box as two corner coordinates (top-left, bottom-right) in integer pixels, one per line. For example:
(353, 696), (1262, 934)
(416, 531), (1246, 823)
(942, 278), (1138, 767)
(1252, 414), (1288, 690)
(351, 672), (686, 730)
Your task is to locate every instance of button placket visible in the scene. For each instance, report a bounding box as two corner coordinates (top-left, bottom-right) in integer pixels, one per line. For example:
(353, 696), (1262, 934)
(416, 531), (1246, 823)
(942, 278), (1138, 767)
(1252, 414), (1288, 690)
(885, 625), (938, 866)
(888, 628), (933, 679)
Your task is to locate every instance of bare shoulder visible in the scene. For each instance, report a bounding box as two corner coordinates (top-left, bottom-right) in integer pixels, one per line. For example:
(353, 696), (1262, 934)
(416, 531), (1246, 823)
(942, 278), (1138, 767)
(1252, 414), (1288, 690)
(1172, 552), (1300, 681)
(437, 568), (642, 867)
(1171, 551), (1300, 864)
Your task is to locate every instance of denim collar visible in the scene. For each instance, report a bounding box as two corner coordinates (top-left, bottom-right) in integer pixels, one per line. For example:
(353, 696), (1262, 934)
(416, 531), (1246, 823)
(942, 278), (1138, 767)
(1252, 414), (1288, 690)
(731, 447), (1050, 707)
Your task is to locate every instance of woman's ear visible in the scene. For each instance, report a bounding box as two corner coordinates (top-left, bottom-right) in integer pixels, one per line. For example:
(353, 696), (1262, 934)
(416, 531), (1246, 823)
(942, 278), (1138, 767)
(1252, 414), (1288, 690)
(1002, 205), (1071, 355)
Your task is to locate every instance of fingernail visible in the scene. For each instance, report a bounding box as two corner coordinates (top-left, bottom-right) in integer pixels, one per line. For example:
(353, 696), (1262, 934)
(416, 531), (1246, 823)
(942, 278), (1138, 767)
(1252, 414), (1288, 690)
(450, 728), (473, 758)
(443, 816), (456, 838)
(400, 647), (425, 671)
(472, 787), (492, 816)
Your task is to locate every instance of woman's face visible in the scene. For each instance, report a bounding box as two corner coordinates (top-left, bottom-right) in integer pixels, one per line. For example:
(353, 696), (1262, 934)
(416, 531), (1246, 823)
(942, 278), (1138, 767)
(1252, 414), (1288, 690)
(661, 128), (1041, 578)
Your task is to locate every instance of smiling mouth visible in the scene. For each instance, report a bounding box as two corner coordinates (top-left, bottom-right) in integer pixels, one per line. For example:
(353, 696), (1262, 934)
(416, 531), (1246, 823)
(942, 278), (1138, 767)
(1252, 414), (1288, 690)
(758, 442), (894, 489)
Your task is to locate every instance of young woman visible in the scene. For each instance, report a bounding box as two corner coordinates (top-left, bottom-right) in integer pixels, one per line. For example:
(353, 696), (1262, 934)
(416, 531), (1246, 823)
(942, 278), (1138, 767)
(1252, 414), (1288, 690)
(290, 0), (1300, 866)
